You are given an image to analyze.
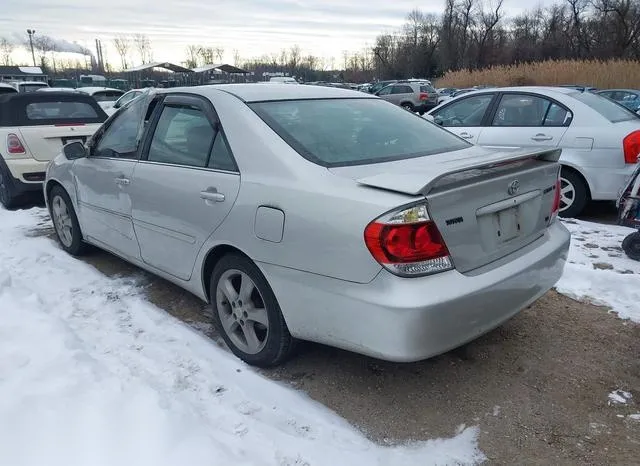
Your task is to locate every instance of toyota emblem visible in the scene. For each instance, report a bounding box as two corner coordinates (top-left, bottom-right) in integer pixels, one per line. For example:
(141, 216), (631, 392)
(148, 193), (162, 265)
(507, 180), (520, 196)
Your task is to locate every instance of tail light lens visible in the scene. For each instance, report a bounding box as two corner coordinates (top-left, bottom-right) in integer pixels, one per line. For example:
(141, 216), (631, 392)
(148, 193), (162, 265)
(7, 133), (26, 154)
(419, 92), (429, 101)
(623, 130), (640, 164)
(364, 204), (453, 277)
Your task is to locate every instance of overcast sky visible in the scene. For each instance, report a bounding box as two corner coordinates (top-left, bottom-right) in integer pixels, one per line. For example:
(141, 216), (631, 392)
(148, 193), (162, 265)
(3, 0), (551, 68)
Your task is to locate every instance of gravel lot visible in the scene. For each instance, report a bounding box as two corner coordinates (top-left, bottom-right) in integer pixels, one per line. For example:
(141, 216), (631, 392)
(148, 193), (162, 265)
(30, 201), (640, 464)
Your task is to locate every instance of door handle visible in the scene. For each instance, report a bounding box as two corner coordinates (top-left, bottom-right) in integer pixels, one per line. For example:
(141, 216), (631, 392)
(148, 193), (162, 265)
(114, 177), (130, 186)
(531, 133), (553, 142)
(200, 188), (225, 202)
(459, 132), (474, 139)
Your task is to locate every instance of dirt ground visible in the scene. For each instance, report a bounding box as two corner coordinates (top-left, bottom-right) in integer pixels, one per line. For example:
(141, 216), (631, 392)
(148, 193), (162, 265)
(28, 200), (639, 464)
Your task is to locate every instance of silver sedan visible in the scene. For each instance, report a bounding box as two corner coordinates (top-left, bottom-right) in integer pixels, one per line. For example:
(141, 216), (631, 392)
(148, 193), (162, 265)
(45, 84), (570, 367)
(427, 87), (640, 217)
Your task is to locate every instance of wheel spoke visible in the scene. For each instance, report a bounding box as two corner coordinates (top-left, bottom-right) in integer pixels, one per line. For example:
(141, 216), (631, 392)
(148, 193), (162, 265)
(238, 272), (255, 302)
(220, 277), (239, 303)
(241, 323), (261, 351)
(561, 185), (573, 195)
(246, 306), (268, 327)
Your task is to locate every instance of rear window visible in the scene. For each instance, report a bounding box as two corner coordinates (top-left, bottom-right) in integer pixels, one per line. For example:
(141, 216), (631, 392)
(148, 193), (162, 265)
(572, 92), (639, 123)
(92, 91), (124, 102)
(420, 85), (436, 93)
(250, 98), (468, 167)
(20, 83), (48, 93)
(26, 101), (99, 120)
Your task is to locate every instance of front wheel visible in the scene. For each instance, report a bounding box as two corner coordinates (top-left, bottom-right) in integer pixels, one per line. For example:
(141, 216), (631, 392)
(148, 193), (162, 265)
(49, 186), (87, 256)
(210, 253), (295, 367)
(558, 169), (589, 218)
(622, 232), (640, 261)
(401, 103), (415, 112)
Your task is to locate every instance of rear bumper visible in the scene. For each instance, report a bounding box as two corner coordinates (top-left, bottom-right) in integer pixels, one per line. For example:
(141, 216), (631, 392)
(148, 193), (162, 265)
(2, 158), (47, 194)
(260, 221), (570, 362)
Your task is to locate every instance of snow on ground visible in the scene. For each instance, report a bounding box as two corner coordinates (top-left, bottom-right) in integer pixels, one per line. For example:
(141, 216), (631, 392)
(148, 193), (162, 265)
(556, 219), (640, 323)
(0, 206), (485, 466)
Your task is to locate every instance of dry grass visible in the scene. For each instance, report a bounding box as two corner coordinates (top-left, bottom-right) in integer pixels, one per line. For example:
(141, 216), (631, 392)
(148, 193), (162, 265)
(436, 59), (640, 89)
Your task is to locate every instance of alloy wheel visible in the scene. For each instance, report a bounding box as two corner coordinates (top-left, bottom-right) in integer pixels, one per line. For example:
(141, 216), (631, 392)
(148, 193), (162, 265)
(52, 195), (74, 247)
(559, 176), (575, 213)
(215, 269), (269, 355)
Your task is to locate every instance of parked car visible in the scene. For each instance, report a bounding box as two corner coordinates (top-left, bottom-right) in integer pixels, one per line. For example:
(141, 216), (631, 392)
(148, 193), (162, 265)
(76, 87), (126, 112)
(559, 85), (598, 92)
(45, 84), (569, 367)
(426, 86), (640, 217)
(269, 77), (298, 84)
(38, 87), (79, 93)
(105, 89), (147, 115)
(597, 89), (640, 114)
(0, 92), (107, 208)
(368, 80), (397, 94)
(9, 81), (49, 93)
(375, 81), (439, 114)
(437, 88), (478, 105)
(0, 83), (18, 95)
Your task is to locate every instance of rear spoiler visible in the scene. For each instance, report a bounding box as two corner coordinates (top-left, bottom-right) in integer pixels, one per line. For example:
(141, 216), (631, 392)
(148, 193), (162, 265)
(357, 148), (561, 196)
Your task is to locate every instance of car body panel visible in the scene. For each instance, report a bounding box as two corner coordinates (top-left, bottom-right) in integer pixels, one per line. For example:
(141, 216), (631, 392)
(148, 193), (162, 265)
(45, 83), (570, 362)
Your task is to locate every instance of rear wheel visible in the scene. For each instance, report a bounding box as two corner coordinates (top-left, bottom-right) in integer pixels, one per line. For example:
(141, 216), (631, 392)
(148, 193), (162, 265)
(210, 253), (295, 367)
(622, 232), (640, 261)
(558, 169), (589, 218)
(49, 186), (87, 256)
(0, 165), (22, 209)
(401, 103), (415, 112)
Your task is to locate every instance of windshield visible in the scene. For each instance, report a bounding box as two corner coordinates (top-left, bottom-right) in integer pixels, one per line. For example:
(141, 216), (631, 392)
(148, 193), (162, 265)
(250, 98), (469, 167)
(572, 92), (639, 123)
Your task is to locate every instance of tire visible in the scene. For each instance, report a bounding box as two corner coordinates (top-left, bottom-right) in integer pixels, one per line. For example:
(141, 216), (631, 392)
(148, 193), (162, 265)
(0, 164), (23, 209)
(401, 103), (415, 112)
(210, 253), (295, 367)
(622, 232), (640, 261)
(558, 169), (589, 218)
(49, 185), (87, 256)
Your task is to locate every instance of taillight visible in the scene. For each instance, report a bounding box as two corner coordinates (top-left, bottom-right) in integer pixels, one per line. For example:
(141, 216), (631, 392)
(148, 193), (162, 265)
(623, 130), (640, 164)
(364, 204), (453, 277)
(7, 133), (26, 154)
(419, 92), (429, 101)
(549, 177), (561, 224)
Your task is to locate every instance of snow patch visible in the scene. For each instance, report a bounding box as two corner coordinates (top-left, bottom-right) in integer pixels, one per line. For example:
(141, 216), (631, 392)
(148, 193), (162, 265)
(0, 206), (485, 465)
(608, 390), (633, 405)
(556, 219), (640, 323)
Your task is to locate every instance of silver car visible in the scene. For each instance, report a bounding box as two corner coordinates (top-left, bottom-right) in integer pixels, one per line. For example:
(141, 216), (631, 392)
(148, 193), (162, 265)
(427, 87), (640, 217)
(44, 84), (570, 367)
(375, 82), (439, 115)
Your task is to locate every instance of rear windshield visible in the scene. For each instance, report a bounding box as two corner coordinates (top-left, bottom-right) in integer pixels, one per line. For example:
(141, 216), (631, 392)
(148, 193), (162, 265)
(26, 101), (99, 121)
(250, 98), (469, 167)
(420, 85), (436, 93)
(91, 91), (124, 102)
(20, 83), (48, 93)
(572, 92), (639, 123)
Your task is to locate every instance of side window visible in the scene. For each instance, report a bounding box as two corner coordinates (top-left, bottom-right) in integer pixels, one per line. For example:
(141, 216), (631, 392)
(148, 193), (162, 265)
(147, 104), (215, 168)
(391, 85), (412, 94)
(432, 94), (494, 127)
(543, 103), (572, 127)
(492, 94), (551, 127)
(208, 132), (237, 171)
(93, 97), (146, 159)
(377, 86), (392, 96)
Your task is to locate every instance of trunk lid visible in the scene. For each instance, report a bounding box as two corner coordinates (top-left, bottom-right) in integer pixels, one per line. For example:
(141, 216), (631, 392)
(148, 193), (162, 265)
(17, 124), (102, 161)
(331, 146), (561, 273)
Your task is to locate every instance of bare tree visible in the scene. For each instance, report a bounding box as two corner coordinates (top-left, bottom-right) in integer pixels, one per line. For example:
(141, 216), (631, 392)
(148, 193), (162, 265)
(133, 34), (152, 64)
(113, 36), (130, 70)
(185, 44), (201, 68)
(214, 46), (224, 62)
(233, 49), (241, 66)
(198, 46), (215, 64)
(0, 38), (13, 66)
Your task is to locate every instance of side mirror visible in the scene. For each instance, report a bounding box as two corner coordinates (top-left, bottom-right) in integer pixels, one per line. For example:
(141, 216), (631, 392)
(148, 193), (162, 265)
(63, 141), (87, 160)
(424, 114), (435, 122)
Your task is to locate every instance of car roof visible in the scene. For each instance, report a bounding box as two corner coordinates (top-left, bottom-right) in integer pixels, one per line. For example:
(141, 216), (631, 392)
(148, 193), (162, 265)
(77, 87), (124, 94)
(598, 89), (639, 93)
(12, 81), (48, 85)
(0, 82), (17, 89)
(176, 83), (373, 103)
(465, 86), (578, 96)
